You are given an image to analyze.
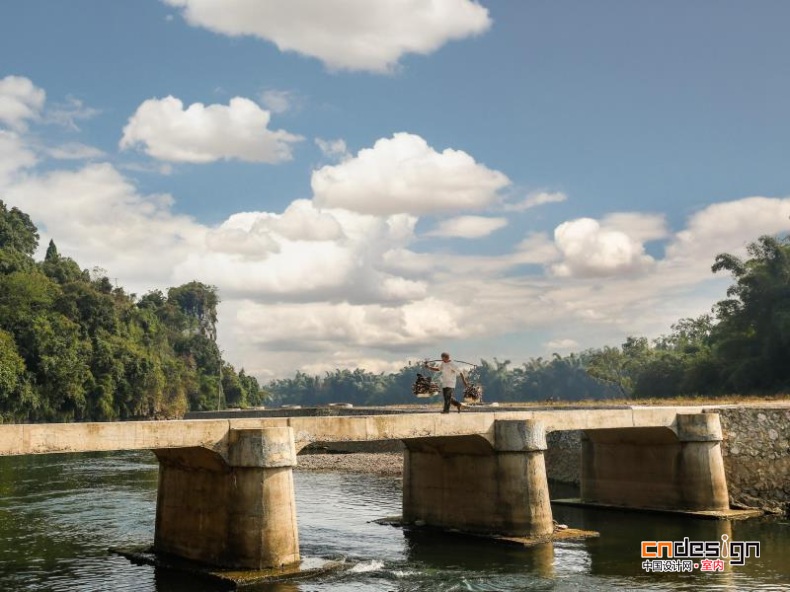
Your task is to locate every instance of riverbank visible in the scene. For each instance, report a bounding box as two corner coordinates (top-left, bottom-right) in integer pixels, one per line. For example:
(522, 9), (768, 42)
(296, 452), (403, 476)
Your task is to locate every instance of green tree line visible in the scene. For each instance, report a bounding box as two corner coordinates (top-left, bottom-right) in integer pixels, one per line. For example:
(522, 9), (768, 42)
(268, 233), (790, 405)
(265, 354), (620, 407)
(0, 200), (263, 423)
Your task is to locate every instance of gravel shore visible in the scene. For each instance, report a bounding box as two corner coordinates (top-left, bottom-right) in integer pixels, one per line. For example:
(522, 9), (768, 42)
(295, 452), (403, 477)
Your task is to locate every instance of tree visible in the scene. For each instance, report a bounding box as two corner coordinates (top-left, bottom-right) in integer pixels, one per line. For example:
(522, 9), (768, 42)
(167, 282), (219, 341)
(267, 371), (322, 406)
(654, 315), (714, 353)
(533, 352), (614, 401)
(26, 314), (93, 420)
(0, 329), (25, 395)
(586, 337), (651, 397)
(45, 239), (59, 261)
(632, 352), (686, 398)
(0, 270), (57, 339)
(41, 254), (85, 285)
(0, 248), (36, 275)
(0, 328), (37, 422)
(0, 200), (39, 256)
(710, 235), (790, 392)
(475, 358), (512, 401)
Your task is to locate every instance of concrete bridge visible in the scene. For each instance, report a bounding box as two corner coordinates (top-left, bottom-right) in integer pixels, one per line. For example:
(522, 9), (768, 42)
(0, 407), (733, 570)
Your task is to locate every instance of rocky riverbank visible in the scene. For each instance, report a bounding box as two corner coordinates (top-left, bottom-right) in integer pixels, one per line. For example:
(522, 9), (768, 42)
(296, 452), (403, 476)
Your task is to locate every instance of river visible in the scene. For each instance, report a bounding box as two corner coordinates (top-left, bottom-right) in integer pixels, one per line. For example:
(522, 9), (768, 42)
(0, 451), (787, 591)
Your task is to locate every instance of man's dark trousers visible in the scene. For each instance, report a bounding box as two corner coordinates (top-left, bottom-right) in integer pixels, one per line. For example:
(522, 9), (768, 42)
(442, 387), (453, 413)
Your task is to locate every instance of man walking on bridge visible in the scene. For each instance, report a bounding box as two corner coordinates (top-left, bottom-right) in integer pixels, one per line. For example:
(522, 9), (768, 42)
(426, 352), (468, 413)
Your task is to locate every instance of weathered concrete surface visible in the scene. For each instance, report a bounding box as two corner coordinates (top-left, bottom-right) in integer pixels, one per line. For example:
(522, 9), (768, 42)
(402, 420), (554, 538)
(0, 419), (234, 457)
(579, 414), (729, 512)
(112, 548), (343, 586)
(154, 427), (299, 570)
(0, 406), (708, 458)
(551, 498), (764, 520)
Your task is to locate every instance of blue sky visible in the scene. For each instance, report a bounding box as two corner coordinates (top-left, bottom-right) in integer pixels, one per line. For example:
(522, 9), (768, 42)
(2, 0), (790, 380)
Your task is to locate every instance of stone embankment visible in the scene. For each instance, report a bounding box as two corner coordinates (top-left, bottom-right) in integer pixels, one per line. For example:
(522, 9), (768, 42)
(715, 406), (790, 514)
(544, 430), (582, 485)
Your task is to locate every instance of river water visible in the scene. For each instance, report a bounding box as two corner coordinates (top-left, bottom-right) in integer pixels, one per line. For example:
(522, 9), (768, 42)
(0, 451), (787, 591)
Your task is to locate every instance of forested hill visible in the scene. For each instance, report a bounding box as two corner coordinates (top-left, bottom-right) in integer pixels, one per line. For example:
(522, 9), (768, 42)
(0, 200), (263, 423)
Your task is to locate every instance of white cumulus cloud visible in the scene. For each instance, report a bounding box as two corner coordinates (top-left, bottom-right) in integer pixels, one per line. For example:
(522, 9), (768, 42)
(513, 232), (561, 265)
(0, 130), (37, 186)
(551, 217), (656, 278)
(666, 197), (790, 265)
(504, 191), (567, 212)
(46, 142), (106, 160)
(183, 203), (424, 304)
(44, 96), (101, 131)
(203, 199), (346, 260)
(258, 199), (346, 242)
(315, 138), (350, 161)
(312, 133), (510, 215)
(259, 89), (297, 114)
(427, 215), (508, 239)
(601, 212), (668, 243)
(163, 0), (492, 73)
(544, 338), (579, 350)
(0, 75), (45, 131)
(234, 296), (466, 352)
(120, 96), (303, 163)
(4, 163), (205, 286)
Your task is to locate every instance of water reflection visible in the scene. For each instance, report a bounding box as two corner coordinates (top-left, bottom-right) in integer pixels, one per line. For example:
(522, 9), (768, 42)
(403, 528), (557, 578)
(152, 568), (235, 592)
(551, 501), (788, 591)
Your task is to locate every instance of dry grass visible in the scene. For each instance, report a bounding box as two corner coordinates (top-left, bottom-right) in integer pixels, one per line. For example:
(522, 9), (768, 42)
(500, 394), (789, 407)
(382, 393), (789, 410)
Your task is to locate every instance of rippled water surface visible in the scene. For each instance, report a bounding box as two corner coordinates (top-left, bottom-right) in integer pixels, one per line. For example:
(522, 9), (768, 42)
(0, 451), (788, 591)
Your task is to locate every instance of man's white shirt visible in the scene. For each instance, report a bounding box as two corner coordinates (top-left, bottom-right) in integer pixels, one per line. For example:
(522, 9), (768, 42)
(438, 361), (462, 389)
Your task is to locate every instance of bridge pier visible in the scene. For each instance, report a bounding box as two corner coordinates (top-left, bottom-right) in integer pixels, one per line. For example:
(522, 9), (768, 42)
(580, 413), (729, 512)
(402, 419), (553, 538)
(153, 427), (299, 570)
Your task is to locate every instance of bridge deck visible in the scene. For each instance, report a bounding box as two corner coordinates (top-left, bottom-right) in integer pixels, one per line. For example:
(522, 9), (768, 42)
(0, 406), (708, 457)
